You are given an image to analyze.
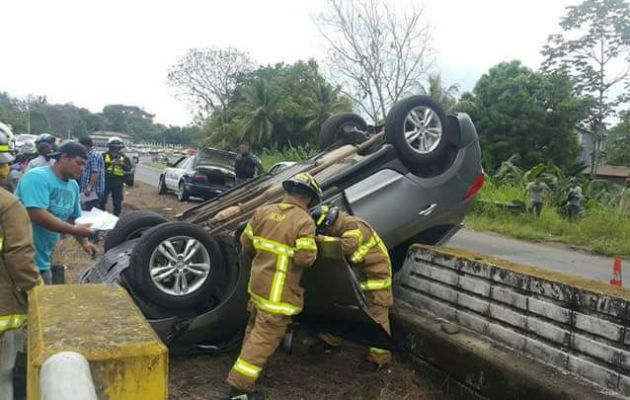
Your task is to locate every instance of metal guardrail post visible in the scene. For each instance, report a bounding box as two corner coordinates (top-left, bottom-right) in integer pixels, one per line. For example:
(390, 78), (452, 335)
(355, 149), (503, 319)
(39, 352), (97, 400)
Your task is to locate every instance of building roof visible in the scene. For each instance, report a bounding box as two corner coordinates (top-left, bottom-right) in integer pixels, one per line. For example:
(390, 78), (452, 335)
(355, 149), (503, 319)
(582, 165), (630, 178)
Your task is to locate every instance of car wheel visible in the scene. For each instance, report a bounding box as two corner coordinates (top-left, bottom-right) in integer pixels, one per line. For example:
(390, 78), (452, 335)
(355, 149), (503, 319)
(319, 113), (368, 149)
(385, 95), (450, 169)
(158, 176), (167, 195)
(177, 181), (190, 202)
(130, 222), (223, 309)
(104, 211), (168, 252)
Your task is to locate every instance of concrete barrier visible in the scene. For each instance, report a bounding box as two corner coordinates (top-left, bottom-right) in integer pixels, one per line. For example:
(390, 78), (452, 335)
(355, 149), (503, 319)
(40, 352), (97, 400)
(394, 244), (629, 399)
(27, 284), (168, 400)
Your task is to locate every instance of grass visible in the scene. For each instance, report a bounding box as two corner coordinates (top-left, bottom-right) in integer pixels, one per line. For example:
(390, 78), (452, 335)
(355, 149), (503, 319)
(467, 181), (630, 258)
(260, 144), (319, 170)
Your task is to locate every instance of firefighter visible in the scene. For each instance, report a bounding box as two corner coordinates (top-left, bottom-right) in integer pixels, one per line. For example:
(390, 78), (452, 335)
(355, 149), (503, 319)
(226, 173), (321, 400)
(0, 132), (42, 398)
(99, 137), (132, 216)
(309, 205), (393, 371)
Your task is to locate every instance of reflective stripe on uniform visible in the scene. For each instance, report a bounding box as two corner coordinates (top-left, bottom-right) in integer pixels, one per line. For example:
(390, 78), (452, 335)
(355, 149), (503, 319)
(342, 229), (363, 244)
(321, 235), (339, 242)
(0, 314), (27, 332)
(295, 237), (317, 251)
(0, 145), (10, 151)
(0, 236), (3, 253)
(245, 226), (315, 315)
(349, 231), (392, 291)
(369, 347), (391, 355)
(232, 357), (262, 379)
(104, 153), (125, 176)
(249, 292), (302, 316)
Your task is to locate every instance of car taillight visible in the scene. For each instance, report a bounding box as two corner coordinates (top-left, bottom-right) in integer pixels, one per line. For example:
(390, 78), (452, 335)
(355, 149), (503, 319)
(463, 173), (485, 200)
(191, 173), (207, 183)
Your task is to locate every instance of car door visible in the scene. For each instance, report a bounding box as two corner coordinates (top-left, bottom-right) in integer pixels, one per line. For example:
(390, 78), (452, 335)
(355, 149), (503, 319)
(299, 240), (396, 350)
(165, 156), (187, 190)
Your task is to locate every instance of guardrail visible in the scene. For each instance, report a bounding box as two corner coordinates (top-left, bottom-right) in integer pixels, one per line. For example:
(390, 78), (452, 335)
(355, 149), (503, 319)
(40, 352), (97, 400)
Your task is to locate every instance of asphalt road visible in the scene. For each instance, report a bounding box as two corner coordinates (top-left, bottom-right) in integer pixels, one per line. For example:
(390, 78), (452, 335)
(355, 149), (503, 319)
(135, 162), (162, 186)
(135, 163), (627, 289)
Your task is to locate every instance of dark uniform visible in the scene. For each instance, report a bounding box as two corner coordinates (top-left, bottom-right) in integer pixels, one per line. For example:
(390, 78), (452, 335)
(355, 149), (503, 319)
(234, 154), (264, 185)
(99, 151), (132, 216)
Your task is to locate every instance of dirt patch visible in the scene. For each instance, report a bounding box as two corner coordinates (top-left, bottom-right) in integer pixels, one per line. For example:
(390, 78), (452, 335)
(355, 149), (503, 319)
(53, 182), (437, 400)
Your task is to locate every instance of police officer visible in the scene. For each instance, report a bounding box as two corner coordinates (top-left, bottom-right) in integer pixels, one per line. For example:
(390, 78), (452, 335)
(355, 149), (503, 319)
(99, 137), (132, 216)
(309, 205), (393, 371)
(226, 173), (321, 400)
(234, 142), (264, 185)
(0, 130), (42, 399)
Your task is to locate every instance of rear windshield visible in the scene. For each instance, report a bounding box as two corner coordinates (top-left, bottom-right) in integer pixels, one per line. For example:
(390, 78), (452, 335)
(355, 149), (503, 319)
(198, 148), (237, 170)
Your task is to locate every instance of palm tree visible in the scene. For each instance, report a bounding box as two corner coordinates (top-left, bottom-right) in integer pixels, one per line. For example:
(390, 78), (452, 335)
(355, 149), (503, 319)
(303, 82), (352, 132)
(419, 73), (460, 112)
(238, 79), (280, 144)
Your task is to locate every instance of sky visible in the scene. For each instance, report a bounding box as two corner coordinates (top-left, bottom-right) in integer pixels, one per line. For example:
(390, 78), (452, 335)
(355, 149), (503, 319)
(0, 0), (581, 126)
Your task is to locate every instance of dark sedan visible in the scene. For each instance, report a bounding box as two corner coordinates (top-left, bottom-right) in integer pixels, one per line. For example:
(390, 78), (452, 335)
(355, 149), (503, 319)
(157, 148), (237, 201)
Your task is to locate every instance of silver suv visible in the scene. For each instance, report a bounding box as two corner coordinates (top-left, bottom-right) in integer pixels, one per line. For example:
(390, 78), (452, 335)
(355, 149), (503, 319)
(80, 96), (483, 351)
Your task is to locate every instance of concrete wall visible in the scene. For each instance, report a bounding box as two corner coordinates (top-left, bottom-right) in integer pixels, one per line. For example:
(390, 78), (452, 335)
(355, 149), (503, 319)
(394, 245), (630, 397)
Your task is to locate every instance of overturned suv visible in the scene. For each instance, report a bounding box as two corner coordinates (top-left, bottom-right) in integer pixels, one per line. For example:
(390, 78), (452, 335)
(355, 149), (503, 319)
(79, 96), (484, 351)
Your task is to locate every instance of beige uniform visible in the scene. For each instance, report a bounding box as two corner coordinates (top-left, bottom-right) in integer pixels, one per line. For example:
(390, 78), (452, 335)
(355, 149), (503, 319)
(0, 187), (41, 398)
(227, 195), (317, 391)
(321, 213), (393, 365)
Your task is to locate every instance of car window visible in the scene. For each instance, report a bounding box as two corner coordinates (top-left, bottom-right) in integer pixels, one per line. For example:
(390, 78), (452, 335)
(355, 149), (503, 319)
(172, 156), (187, 168)
(181, 158), (193, 170)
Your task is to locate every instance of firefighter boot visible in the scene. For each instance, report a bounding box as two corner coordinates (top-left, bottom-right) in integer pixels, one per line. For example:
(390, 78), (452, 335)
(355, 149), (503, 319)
(225, 387), (265, 400)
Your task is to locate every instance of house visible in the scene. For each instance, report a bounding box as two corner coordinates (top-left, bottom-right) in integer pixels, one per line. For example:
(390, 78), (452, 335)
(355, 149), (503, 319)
(89, 131), (133, 150)
(581, 164), (630, 185)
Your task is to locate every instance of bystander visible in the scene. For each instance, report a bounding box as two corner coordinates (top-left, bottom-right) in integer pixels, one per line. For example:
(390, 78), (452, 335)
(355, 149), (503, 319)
(234, 142), (264, 185)
(524, 178), (551, 217)
(78, 137), (105, 211)
(15, 142), (98, 284)
(25, 142), (53, 172)
(566, 178), (583, 221)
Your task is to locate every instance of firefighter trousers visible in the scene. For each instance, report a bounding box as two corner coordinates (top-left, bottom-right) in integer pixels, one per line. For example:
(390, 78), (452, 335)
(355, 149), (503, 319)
(227, 302), (291, 391)
(320, 303), (392, 365)
(100, 177), (125, 216)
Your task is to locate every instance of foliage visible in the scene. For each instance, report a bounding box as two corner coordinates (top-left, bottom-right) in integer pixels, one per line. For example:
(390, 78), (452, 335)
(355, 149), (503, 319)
(259, 144), (320, 170)
(0, 91), (202, 145)
(465, 61), (590, 172)
(167, 47), (255, 119)
(541, 0), (630, 172)
(418, 74), (460, 112)
(203, 60), (352, 151)
(315, 0), (433, 123)
(604, 114), (630, 165)
(471, 174), (630, 257)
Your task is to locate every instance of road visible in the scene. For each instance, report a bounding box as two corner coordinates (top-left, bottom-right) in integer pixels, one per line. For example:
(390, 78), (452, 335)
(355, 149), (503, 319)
(135, 163), (628, 289)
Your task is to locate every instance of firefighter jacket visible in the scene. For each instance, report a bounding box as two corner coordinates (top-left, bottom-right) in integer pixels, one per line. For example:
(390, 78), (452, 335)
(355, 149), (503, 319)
(326, 213), (393, 307)
(240, 195), (318, 316)
(0, 187), (41, 332)
(103, 152), (132, 178)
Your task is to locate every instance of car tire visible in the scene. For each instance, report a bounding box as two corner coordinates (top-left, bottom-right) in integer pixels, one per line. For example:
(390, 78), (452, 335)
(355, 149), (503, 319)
(129, 222), (223, 309)
(319, 113), (368, 149)
(104, 211), (168, 252)
(158, 175), (167, 194)
(385, 95), (450, 170)
(178, 181), (190, 202)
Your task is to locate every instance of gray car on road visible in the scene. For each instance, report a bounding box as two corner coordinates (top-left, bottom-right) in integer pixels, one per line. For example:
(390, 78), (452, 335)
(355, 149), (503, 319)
(80, 95), (484, 351)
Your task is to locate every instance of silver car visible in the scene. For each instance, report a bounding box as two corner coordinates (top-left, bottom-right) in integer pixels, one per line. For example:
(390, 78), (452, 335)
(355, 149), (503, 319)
(80, 96), (483, 351)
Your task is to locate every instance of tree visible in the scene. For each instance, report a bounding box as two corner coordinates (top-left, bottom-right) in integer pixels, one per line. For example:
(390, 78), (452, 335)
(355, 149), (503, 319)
(303, 82), (352, 132)
(101, 105), (157, 140)
(604, 111), (630, 165)
(468, 61), (589, 172)
(167, 47), (255, 119)
(315, 0), (433, 124)
(418, 73), (460, 112)
(541, 0), (630, 175)
(238, 79), (280, 144)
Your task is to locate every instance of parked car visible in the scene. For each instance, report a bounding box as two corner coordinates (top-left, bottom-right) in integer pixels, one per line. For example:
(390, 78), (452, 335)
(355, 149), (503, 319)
(268, 161), (296, 175)
(80, 96), (484, 352)
(157, 148), (237, 201)
(14, 133), (38, 155)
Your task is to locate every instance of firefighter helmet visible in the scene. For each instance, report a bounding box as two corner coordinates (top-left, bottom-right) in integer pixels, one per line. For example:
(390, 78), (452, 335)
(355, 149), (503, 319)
(0, 131), (15, 164)
(282, 173), (322, 203)
(310, 204), (339, 234)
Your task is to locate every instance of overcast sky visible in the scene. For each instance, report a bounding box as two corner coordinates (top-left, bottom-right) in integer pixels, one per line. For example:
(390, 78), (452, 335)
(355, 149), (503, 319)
(1, 0), (579, 126)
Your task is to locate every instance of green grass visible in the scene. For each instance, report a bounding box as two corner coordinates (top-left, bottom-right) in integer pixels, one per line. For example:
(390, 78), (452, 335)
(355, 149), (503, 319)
(467, 181), (630, 257)
(260, 145), (319, 170)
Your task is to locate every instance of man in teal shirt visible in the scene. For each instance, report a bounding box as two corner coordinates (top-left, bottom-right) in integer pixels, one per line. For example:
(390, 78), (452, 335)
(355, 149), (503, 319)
(16, 142), (98, 283)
